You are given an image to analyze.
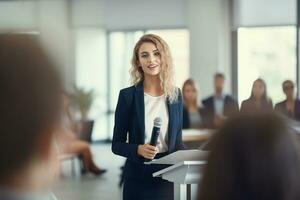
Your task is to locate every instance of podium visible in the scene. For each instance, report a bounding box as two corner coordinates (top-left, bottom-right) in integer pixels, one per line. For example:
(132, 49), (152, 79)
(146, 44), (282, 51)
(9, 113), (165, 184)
(153, 161), (205, 200)
(146, 150), (207, 200)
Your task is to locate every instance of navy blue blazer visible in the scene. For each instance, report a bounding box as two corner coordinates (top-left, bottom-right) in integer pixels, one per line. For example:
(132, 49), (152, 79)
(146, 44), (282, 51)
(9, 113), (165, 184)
(112, 82), (184, 179)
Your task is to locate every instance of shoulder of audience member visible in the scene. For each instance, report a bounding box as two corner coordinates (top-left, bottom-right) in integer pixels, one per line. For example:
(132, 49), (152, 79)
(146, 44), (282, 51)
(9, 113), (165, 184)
(225, 95), (238, 103)
(241, 98), (250, 106)
(268, 98), (273, 106)
(274, 101), (284, 109)
(202, 96), (214, 104)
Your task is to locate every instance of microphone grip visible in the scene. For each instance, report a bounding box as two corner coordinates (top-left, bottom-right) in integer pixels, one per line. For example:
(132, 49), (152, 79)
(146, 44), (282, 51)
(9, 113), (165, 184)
(150, 126), (160, 146)
(145, 126), (160, 162)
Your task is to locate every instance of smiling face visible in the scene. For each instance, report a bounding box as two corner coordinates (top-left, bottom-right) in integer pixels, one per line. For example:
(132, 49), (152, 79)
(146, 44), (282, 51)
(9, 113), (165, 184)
(138, 42), (161, 78)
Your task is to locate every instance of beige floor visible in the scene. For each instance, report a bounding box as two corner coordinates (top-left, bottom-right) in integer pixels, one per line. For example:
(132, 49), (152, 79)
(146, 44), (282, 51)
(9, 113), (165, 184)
(53, 143), (125, 200)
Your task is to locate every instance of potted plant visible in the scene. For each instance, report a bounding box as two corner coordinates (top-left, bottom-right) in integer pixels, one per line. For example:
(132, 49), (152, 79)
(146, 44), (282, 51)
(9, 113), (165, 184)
(73, 86), (95, 143)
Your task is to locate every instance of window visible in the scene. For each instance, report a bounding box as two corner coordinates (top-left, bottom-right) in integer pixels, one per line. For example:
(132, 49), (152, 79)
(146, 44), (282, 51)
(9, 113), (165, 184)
(238, 26), (296, 105)
(75, 28), (107, 140)
(107, 31), (144, 140)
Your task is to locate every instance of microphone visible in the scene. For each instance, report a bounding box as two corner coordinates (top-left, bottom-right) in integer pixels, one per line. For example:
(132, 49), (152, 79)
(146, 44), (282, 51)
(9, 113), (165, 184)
(145, 117), (162, 162)
(149, 117), (162, 147)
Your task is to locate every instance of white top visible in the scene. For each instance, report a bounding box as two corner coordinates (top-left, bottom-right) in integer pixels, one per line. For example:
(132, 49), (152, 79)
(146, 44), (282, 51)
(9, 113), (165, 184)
(189, 111), (202, 129)
(214, 94), (225, 116)
(144, 92), (169, 153)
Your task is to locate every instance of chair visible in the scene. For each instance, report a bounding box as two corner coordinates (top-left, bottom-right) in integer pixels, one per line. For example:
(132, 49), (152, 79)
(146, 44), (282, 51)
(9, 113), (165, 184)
(79, 120), (94, 143)
(59, 154), (82, 176)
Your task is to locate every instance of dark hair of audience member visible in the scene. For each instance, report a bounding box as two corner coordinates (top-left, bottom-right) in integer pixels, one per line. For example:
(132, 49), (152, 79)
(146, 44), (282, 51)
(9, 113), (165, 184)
(199, 113), (300, 200)
(214, 72), (224, 80)
(0, 34), (62, 182)
(250, 78), (268, 101)
(282, 80), (294, 91)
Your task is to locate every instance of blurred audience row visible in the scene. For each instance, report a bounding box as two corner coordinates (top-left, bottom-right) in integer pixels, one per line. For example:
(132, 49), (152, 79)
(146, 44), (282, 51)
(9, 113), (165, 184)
(183, 73), (300, 129)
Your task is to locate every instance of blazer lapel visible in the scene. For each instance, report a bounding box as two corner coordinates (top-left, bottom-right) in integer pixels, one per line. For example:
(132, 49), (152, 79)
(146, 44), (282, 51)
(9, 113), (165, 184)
(134, 82), (145, 143)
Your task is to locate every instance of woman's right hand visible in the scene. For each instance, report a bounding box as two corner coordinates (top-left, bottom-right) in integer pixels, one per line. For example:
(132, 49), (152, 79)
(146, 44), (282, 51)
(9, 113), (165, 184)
(137, 144), (158, 159)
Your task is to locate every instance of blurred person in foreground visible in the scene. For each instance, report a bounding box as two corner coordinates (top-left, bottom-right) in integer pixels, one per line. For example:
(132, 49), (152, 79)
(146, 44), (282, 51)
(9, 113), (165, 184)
(199, 113), (300, 200)
(0, 35), (62, 200)
(275, 80), (300, 121)
(240, 78), (273, 113)
(202, 73), (239, 128)
(182, 79), (207, 129)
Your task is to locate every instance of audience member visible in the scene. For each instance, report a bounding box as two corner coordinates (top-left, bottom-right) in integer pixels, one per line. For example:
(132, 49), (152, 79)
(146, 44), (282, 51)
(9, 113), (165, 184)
(275, 80), (300, 121)
(240, 78), (273, 113)
(202, 73), (239, 128)
(182, 79), (207, 129)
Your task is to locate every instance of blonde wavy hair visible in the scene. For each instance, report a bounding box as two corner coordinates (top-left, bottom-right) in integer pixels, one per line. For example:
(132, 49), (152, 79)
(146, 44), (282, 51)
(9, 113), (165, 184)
(130, 34), (178, 102)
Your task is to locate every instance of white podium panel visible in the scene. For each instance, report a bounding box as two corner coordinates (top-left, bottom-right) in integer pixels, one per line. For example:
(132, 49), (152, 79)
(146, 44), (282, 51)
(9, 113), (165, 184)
(148, 150), (208, 200)
(153, 161), (205, 184)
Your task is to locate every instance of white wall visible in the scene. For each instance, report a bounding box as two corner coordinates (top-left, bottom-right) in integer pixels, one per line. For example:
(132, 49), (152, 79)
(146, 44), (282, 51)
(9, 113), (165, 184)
(187, 0), (232, 99)
(37, 0), (74, 89)
(0, 0), (74, 89)
(71, 0), (105, 27)
(71, 0), (186, 30)
(233, 0), (296, 28)
(102, 0), (186, 30)
(0, 1), (37, 31)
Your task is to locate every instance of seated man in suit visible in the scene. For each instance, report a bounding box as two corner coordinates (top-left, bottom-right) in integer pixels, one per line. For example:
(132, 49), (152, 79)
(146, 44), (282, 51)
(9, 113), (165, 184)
(202, 73), (239, 128)
(0, 35), (62, 199)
